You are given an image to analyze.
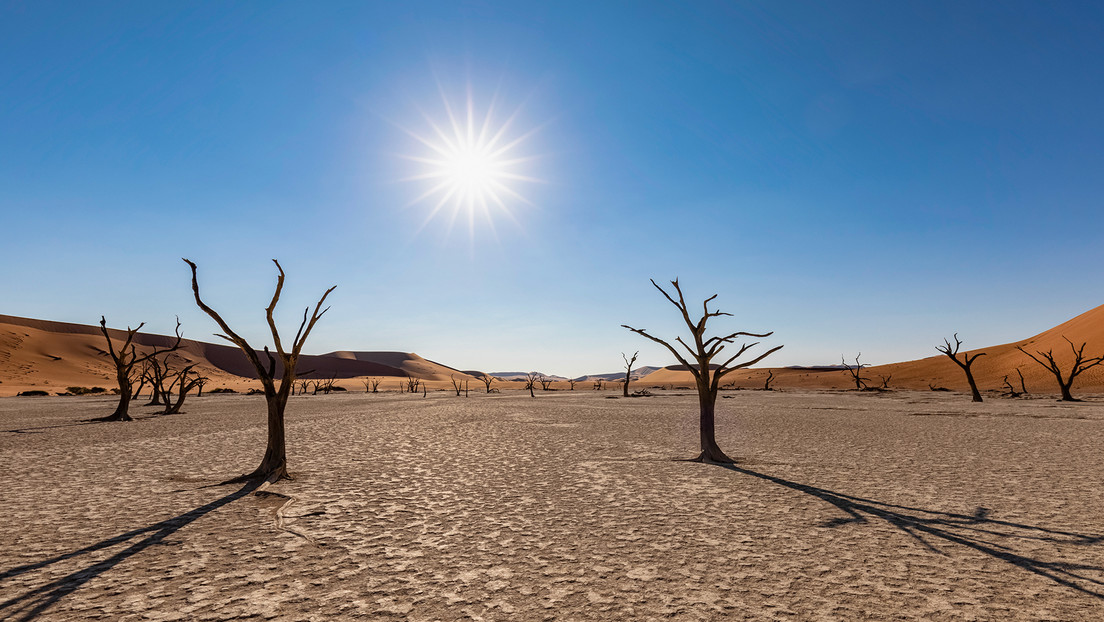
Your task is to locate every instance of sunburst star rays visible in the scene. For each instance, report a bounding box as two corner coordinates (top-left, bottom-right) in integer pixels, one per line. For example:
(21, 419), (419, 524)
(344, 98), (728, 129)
(397, 85), (544, 241)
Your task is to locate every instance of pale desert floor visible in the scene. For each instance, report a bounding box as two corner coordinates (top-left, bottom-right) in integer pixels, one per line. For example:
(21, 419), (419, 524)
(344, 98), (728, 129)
(2, 389), (1104, 621)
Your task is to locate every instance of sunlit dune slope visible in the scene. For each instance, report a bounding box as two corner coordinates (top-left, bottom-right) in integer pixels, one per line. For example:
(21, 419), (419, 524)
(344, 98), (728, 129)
(0, 314), (470, 396)
(640, 303), (1104, 394)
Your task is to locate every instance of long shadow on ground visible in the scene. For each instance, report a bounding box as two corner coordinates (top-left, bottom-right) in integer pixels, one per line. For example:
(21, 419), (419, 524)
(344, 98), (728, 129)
(0, 481), (259, 621)
(717, 463), (1104, 598)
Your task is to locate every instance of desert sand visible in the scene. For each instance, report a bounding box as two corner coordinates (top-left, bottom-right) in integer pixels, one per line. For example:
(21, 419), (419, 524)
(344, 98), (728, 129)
(3, 389), (1104, 620)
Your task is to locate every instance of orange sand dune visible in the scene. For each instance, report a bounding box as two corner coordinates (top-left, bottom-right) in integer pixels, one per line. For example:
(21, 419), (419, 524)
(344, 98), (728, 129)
(0, 315), (473, 396)
(641, 302), (1104, 395)
(325, 350), (477, 382)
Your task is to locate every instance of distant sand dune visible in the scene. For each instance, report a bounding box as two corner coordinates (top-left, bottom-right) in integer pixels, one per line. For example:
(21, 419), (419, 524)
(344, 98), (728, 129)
(641, 303), (1104, 395)
(0, 315), (477, 396)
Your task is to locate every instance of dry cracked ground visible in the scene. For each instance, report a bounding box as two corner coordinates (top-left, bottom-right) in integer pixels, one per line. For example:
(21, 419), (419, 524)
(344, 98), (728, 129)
(2, 389), (1104, 620)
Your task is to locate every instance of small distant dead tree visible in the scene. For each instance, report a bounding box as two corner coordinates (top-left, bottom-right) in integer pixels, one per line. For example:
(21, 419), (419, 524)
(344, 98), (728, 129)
(451, 375), (465, 397)
(763, 369), (775, 391)
(524, 372), (538, 397)
(186, 258), (335, 483)
(623, 278), (783, 463)
(162, 363), (204, 415)
(592, 378), (604, 391)
(363, 377), (381, 393)
(568, 378), (577, 390)
(143, 356), (168, 406)
(196, 376), (207, 397)
(877, 374), (891, 389)
(1001, 375), (1022, 398)
(935, 334), (986, 402)
(316, 376), (338, 394)
(1016, 367), (1028, 395)
(622, 351), (639, 397)
(538, 375), (554, 391)
(406, 377), (421, 394)
(1017, 337), (1104, 402)
(478, 373), (497, 393)
(92, 316), (182, 422)
(841, 354), (868, 390)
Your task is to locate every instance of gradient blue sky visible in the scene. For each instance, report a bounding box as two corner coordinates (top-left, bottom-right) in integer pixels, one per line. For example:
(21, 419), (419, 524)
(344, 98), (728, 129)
(2, 1), (1103, 377)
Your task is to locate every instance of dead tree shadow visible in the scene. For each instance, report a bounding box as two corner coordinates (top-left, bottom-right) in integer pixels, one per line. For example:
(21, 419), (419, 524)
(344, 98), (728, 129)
(0, 481), (259, 621)
(3, 421), (102, 434)
(717, 463), (1104, 598)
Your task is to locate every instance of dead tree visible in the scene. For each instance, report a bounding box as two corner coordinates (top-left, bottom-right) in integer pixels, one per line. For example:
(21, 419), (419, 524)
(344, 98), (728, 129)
(936, 334), (986, 402)
(568, 378), (577, 390)
(622, 351), (639, 397)
(763, 369), (775, 391)
(538, 375), (554, 391)
(1016, 368), (1028, 395)
(196, 376), (207, 397)
(451, 375), (465, 396)
(362, 377), (382, 393)
(592, 379), (604, 391)
(841, 354), (868, 390)
(877, 374), (891, 389)
(1001, 375), (1022, 398)
(131, 360), (151, 400)
(92, 316), (182, 422)
(1017, 337), (1104, 402)
(316, 376), (337, 394)
(185, 258), (334, 483)
(162, 364), (203, 415)
(524, 372), (538, 397)
(143, 356), (168, 406)
(623, 278), (783, 463)
(478, 373), (497, 393)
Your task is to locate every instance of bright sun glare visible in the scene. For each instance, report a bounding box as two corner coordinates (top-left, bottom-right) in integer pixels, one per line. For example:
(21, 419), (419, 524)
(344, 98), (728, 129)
(400, 85), (541, 237)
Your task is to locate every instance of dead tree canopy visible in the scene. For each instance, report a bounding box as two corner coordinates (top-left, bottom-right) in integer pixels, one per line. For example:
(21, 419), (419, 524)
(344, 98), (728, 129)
(841, 354), (868, 390)
(935, 334), (986, 403)
(1017, 337), (1104, 402)
(623, 278), (782, 463)
(186, 258), (335, 483)
(92, 316), (182, 422)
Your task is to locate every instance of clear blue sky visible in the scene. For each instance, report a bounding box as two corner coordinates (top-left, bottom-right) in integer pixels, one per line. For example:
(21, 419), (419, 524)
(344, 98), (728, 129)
(2, 1), (1103, 377)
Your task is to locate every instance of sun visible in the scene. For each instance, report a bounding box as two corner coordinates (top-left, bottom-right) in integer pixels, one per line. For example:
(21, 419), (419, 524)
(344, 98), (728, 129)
(400, 86), (541, 236)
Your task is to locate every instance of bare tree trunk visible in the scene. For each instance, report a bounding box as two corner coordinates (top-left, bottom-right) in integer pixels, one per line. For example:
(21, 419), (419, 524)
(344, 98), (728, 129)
(248, 385), (290, 481)
(963, 366), (983, 402)
(696, 388), (731, 463)
(104, 369), (134, 422)
(1059, 381), (1075, 402)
